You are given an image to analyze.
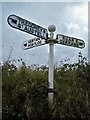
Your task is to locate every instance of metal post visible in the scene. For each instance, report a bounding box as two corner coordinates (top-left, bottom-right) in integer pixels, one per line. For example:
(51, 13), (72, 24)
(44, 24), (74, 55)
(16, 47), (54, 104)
(48, 42), (54, 107)
(48, 25), (56, 107)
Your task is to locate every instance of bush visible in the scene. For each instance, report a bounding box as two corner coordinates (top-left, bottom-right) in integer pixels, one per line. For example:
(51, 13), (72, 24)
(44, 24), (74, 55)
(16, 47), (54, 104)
(2, 57), (90, 119)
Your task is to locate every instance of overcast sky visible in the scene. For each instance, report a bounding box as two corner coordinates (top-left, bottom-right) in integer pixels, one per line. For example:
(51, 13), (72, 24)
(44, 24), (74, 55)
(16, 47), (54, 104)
(1, 2), (89, 67)
(1, 0), (89, 2)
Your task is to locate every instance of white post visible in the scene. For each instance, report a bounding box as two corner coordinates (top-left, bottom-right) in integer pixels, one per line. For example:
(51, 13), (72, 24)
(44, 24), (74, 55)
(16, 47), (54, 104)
(48, 42), (54, 107)
(48, 25), (56, 107)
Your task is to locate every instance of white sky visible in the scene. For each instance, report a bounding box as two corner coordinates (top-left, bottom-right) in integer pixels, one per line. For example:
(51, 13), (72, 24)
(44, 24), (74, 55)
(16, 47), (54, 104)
(1, 2), (89, 66)
(1, 0), (90, 2)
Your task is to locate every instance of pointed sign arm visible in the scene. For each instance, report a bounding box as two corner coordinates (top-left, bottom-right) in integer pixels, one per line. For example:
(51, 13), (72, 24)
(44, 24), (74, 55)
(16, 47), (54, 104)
(22, 37), (47, 50)
(56, 34), (85, 49)
(7, 14), (48, 40)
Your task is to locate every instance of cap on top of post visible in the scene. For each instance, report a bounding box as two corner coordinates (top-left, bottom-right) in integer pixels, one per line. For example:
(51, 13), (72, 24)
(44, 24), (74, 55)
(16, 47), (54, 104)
(48, 25), (56, 32)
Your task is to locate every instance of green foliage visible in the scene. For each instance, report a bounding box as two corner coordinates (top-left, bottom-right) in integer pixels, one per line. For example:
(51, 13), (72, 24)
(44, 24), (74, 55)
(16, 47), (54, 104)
(53, 57), (90, 119)
(2, 63), (48, 119)
(2, 55), (90, 119)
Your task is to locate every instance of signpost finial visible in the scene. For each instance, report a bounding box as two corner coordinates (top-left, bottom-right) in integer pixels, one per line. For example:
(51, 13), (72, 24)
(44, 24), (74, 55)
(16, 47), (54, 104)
(48, 25), (56, 32)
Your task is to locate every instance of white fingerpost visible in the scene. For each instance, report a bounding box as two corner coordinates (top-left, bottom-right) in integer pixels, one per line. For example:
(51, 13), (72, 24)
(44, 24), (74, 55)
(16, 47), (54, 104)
(48, 25), (56, 107)
(7, 14), (85, 111)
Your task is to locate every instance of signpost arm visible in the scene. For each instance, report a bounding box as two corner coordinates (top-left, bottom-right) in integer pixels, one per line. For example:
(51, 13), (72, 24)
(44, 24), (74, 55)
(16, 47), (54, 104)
(48, 25), (56, 107)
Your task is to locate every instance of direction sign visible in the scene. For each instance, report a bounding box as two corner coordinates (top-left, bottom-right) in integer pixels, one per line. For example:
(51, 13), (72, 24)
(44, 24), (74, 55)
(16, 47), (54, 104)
(56, 34), (85, 49)
(7, 14), (48, 40)
(22, 37), (46, 50)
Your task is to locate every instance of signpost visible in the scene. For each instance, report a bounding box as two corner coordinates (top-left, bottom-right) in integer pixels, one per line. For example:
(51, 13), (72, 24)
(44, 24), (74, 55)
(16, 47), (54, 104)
(48, 25), (56, 107)
(7, 14), (85, 108)
(7, 14), (48, 40)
